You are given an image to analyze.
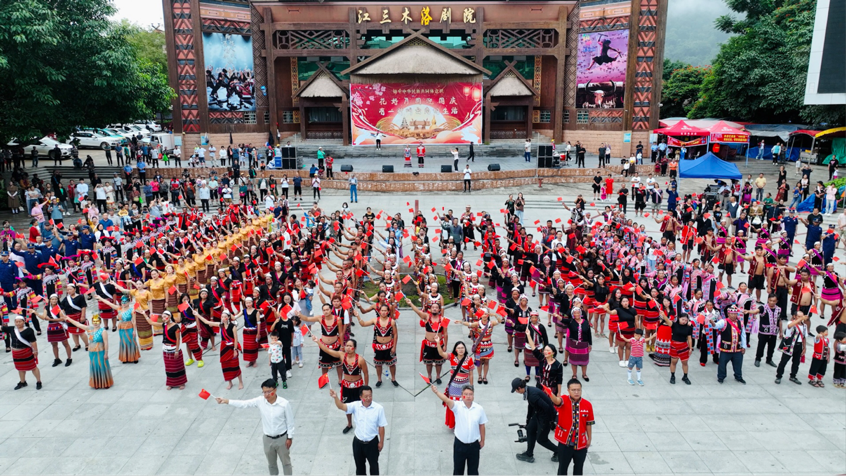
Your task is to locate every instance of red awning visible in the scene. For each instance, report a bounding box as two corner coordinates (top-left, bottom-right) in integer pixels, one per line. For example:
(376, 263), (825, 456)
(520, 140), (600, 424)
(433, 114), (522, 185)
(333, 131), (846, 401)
(789, 129), (822, 137)
(654, 120), (710, 137)
(709, 120), (749, 143)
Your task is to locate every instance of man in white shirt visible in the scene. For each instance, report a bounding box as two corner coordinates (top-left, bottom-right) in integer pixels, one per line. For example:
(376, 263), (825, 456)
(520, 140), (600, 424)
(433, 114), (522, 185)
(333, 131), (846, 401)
(329, 385), (387, 475)
(218, 379), (295, 475)
(431, 383), (487, 475)
(463, 165), (472, 194)
(76, 180), (89, 203)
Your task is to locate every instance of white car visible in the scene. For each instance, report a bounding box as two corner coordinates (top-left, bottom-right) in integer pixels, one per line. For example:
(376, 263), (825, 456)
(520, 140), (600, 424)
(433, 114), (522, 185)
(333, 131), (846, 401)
(122, 124), (152, 138)
(7, 137), (73, 157)
(103, 127), (135, 140)
(134, 120), (162, 132)
(68, 132), (121, 149)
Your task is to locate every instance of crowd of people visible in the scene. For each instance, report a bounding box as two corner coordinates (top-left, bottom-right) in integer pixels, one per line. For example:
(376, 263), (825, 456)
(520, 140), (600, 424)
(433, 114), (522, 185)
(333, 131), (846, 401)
(1, 146), (845, 475)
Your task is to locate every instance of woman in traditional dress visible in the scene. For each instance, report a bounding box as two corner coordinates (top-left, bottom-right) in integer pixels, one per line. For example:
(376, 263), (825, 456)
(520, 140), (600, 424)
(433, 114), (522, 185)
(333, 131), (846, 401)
(195, 309), (244, 389)
(526, 329), (564, 396)
(36, 294), (73, 367)
(512, 295), (532, 368)
(522, 311), (548, 381)
(163, 265), (179, 315)
(559, 306), (592, 381)
(178, 293), (203, 367)
(232, 296), (261, 367)
(606, 297), (637, 367)
(434, 336), (474, 429)
(145, 269), (167, 336)
(2, 314), (41, 389)
(115, 280), (153, 351)
(300, 302), (345, 384)
(406, 299), (448, 384)
(150, 311), (187, 389)
(503, 288), (521, 353)
(95, 295), (139, 364)
(820, 263), (845, 320)
(313, 336), (369, 434)
(652, 296), (675, 368)
(457, 309), (499, 384)
(60, 283), (89, 351)
(356, 303), (398, 387)
(65, 314), (114, 389)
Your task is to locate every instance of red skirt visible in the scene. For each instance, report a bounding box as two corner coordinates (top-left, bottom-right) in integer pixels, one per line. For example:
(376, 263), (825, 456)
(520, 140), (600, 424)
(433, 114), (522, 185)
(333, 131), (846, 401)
(12, 347), (37, 371)
(66, 313), (86, 335)
(669, 341), (690, 361)
(98, 302), (116, 320)
(182, 324), (202, 361)
(220, 343), (242, 381)
(163, 348), (188, 387)
(47, 322), (69, 343)
(242, 327), (259, 362)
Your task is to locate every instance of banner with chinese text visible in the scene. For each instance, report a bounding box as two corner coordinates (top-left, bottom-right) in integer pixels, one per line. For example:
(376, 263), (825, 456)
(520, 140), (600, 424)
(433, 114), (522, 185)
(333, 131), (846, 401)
(667, 136), (707, 147)
(350, 82), (483, 145)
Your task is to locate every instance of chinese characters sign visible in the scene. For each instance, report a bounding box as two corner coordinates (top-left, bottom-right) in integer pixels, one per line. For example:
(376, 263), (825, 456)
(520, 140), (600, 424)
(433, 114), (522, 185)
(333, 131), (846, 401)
(350, 82), (483, 145)
(356, 6), (475, 25)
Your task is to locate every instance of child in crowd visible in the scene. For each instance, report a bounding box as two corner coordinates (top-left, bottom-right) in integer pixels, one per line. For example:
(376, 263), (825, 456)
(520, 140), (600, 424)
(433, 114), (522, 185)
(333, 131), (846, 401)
(292, 316), (304, 368)
(268, 334), (287, 389)
(627, 329), (655, 386)
(833, 332), (846, 388)
(808, 325), (829, 387)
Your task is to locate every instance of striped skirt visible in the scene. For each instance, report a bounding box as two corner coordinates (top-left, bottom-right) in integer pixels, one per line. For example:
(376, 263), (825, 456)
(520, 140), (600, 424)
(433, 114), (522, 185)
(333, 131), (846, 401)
(242, 328), (259, 363)
(136, 312), (154, 351)
(151, 299), (165, 336)
(163, 348), (188, 387)
(523, 346), (539, 366)
(566, 338), (590, 367)
(12, 347), (37, 371)
(88, 343), (114, 389)
(822, 286), (843, 302)
(670, 341), (691, 361)
(177, 283), (188, 296)
(220, 343), (242, 382)
(118, 321), (140, 363)
(182, 325), (202, 361)
(47, 322), (69, 343)
(66, 312), (86, 335)
(166, 291), (178, 312)
(653, 325), (672, 367)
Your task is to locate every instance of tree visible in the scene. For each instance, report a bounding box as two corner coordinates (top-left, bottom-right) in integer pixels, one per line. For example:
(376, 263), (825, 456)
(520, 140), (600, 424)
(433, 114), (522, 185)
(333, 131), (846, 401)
(662, 59), (689, 82)
(124, 22), (168, 74)
(0, 0), (175, 144)
(661, 64), (709, 118)
(689, 0), (844, 125)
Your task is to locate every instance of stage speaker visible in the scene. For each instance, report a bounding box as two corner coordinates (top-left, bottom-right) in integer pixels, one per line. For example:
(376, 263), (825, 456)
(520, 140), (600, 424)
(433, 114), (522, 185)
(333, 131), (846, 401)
(340, 164), (353, 172)
(487, 163), (501, 171)
(281, 148), (290, 158)
(382, 165), (394, 173)
(538, 157), (552, 168)
(441, 165), (453, 173)
(283, 158), (296, 169)
(539, 145), (552, 156)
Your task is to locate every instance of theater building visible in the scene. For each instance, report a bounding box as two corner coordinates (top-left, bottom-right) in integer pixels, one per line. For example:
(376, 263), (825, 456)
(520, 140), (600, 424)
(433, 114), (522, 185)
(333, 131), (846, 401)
(163, 0), (668, 154)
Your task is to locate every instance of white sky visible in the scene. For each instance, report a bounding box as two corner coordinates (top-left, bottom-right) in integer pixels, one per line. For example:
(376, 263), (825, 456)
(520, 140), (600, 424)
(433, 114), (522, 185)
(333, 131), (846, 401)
(111, 0), (165, 29)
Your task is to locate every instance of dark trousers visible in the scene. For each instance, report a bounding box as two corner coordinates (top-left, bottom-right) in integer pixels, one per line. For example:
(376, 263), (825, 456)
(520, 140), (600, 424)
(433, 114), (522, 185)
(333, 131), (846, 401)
(454, 159), (459, 171)
(776, 343), (803, 379)
(375, 139), (381, 149)
(115, 188), (124, 203)
(717, 350), (743, 381)
(557, 444), (587, 475)
(464, 179), (471, 192)
(313, 188), (320, 200)
(294, 186), (302, 198)
(353, 436), (380, 475)
(755, 334), (777, 362)
(577, 157), (585, 168)
(453, 438), (480, 475)
(271, 361), (287, 382)
(97, 199), (107, 213)
(467, 151), (474, 162)
(526, 415), (557, 457)
(808, 357), (827, 380)
(201, 199), (210, 212)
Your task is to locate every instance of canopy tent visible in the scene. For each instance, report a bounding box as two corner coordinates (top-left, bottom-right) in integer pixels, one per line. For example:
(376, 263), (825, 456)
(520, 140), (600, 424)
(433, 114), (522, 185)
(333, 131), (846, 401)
(658, 118), (745, 130)
(654, 120), (710, 137)
(786, 130), (822, 163)
(708, 121), (749, 143)
(789, 129), (822, 137)
(678, 152), (742, 180)
(816, 127), (846, 139)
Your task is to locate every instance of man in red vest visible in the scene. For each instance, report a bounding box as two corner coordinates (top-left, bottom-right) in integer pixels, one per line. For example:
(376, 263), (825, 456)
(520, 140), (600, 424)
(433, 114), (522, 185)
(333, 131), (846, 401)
(416, 142), (425, 168)
(549, 378), (594, 475)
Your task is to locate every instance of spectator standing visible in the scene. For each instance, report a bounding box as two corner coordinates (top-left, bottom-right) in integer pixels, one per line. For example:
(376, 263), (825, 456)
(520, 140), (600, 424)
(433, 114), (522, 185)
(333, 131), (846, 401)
(311, 175), (321, 201)
(524, 139), (532, 162)
(754, 173), (767, 202)
(349, 175), (358, 203)
(597, 144), (606, 168)
(463, 165), (472, 193)
(328, 386), (387, 475)
(292, 176), (302, 201)
(430, 384), (486, 476)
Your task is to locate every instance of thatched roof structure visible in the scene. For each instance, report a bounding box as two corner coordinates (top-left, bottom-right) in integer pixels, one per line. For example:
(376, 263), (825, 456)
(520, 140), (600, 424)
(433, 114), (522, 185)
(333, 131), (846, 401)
(296, 71), (345, 98)
(488, 72), (535, 97)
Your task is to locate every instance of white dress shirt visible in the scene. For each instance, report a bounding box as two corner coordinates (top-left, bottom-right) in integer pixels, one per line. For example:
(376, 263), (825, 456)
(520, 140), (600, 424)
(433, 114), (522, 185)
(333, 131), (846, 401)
(229, 396), (296, 438)
(450, 401), (487, 443)
(345, 401), (388, 441)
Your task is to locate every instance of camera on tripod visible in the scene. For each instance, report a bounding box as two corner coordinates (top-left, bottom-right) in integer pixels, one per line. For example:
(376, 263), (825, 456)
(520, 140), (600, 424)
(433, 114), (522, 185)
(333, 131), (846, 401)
(509, 423), (527, 443)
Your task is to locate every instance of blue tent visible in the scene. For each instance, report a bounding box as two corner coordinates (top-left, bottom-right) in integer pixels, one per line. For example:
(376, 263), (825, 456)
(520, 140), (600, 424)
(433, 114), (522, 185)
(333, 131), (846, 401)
(678, 152), (742, 180)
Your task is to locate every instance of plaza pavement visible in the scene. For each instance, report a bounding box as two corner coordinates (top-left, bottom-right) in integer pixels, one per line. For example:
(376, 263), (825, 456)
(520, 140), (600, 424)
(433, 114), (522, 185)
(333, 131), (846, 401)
(1, 163), (844, 474)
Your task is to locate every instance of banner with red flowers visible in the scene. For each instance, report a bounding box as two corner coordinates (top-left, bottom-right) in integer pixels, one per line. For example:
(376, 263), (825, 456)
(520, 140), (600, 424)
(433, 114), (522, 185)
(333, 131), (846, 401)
(350, 82), (483, 145)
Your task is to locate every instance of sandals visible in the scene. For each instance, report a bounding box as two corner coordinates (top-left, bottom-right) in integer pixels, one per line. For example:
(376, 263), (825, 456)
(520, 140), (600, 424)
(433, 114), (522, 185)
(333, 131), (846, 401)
(477, 379), (483, 384)
(514, 360), (519, 367)
(507, 346), (513, 353)
(482, 378), (488, 385)
(582, 375), (590, 382)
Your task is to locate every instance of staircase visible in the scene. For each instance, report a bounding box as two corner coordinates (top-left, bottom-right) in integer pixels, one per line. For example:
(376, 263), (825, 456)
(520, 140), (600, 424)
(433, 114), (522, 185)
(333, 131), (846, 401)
(25, 165), (125, 182)
(291, 142), (525, 161)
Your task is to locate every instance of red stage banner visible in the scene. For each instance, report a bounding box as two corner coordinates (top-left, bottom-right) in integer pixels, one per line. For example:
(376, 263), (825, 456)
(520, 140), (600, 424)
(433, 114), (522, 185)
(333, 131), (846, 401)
(667, 136), (707, 147)
(710, 133), (748, 143)
(350, 82), (483, 145)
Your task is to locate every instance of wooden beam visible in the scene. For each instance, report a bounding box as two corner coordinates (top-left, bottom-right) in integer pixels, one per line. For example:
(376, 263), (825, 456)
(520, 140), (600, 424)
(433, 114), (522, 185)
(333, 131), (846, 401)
(622, 1), (641, 135)
(552, 5), (568, 143)
(483, 21), (561, 29)
(191, 0), (210, 134)
(273, 49), (352, 58)
(264, 7), (278, 137)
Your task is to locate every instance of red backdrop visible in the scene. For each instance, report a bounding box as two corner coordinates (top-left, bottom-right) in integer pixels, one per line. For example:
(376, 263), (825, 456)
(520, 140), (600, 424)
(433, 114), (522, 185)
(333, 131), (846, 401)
(350, 82), (483, 145)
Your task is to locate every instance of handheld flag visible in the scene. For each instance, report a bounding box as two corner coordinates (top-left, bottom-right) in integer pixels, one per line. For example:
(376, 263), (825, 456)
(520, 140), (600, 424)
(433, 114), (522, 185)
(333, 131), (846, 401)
(318, 373), (330, 389)
(198, 389), (213, 400)
(419, 373), (431, 384)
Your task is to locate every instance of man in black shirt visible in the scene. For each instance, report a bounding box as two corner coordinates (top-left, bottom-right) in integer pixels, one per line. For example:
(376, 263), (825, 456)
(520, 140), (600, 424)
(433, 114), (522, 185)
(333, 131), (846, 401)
(512, 378), (559, 463)
(597, 144), (606, 168)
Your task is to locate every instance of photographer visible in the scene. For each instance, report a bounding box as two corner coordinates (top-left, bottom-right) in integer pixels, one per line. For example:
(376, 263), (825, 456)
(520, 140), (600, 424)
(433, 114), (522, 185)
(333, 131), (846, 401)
(511, 378), (558, 463)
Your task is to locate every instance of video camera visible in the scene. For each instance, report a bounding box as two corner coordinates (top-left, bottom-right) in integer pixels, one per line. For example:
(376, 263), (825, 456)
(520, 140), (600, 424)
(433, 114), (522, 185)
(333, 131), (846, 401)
(509, 423), (527, 443)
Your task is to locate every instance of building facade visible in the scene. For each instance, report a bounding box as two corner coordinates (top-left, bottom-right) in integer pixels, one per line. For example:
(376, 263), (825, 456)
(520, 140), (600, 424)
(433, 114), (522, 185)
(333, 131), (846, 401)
(163, 0), (668, 152)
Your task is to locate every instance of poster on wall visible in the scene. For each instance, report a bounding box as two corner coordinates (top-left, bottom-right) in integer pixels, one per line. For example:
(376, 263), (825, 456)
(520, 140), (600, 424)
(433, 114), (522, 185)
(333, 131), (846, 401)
(202, 33), (255, 112)
(575, 30), (629, 109)
(350, 82), (483, 145)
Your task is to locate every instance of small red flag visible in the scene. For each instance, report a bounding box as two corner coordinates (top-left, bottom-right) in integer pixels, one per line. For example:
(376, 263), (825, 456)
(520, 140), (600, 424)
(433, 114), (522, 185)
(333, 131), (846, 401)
(419, 373), (431, 384)
(168, 286), (177, 295)
(318, 373), (330, 389)
(300, 325), (310, 337)
(198, 389), (211, 400)
(51, 304), (61, 315)
(280, 304), (292, 317)
(394, 292), (405, 302)
(461, 298), (471, 307)
(402, 275), (411, 284)
(486, 300), (497, 310)
(178, 303), (189, 312)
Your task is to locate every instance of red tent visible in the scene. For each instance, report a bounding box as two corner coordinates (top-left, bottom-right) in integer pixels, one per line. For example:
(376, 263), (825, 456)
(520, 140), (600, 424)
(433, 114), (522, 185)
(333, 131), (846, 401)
(708, 121), (749, 143)
(654, 120), (709, 137)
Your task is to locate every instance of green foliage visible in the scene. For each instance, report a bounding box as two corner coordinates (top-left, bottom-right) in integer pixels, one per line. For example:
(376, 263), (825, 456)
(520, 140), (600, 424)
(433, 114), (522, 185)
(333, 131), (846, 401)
(664, 0), (733, 66)
(688, 0), (844, 126)
(0, 0), (175, 144)
(661, 63), (710, 119)
(124, 22), (168, 74)
(662, 59), (689, 82)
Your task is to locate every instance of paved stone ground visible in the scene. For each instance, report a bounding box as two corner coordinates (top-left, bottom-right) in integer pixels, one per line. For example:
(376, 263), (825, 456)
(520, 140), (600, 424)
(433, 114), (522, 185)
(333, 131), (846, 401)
(1, 159), (844, 474)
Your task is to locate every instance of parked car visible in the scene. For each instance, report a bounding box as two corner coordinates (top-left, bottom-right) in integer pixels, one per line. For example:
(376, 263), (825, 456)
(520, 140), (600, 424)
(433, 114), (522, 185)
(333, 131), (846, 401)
(134, 120), (162, 132)
(110, 124), (150, 139)
(67, 131), (121, 150)
(140, 133), (176, 152)
(79, 128), (128, 145)
(6, 137), (73, 157)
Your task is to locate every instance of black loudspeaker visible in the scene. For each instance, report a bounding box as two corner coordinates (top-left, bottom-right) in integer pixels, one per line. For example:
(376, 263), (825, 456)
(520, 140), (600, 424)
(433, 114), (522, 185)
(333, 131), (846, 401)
(441, 165), (453, 173)
(340, 164), (353, 172)
(282, 158), (296, 169)
(487, 163), (501, 171)
(539, 145), (552, 156)
(281, 148), (290, 158)
(538, 157), (552, 168)
(382, 165), (394, 173)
